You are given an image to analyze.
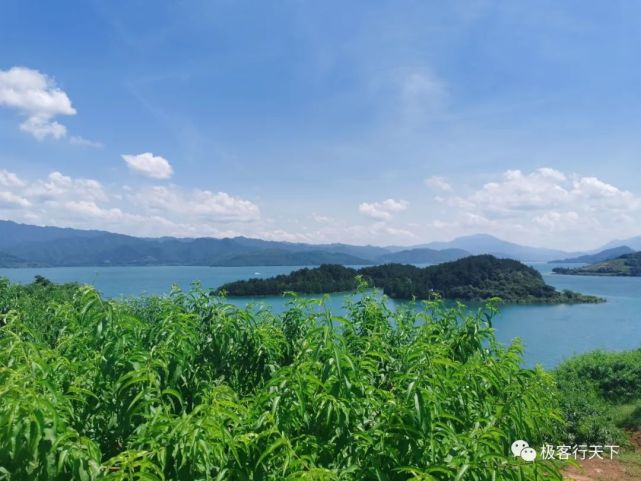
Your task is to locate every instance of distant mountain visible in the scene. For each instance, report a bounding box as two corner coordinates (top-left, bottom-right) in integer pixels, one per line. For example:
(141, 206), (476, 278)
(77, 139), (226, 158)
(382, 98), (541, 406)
(377, 248), (470, 265)
(0, 252), (39, 268)
(0, 220), (107, 250)
(212, 249), (373, 267)
(0, 220), (389, 267)
(420, 234), (572, 262)
(4, 219), (635, 268)
(550, 246), (635, 264)
(598, 236), (641, 252)
(553, 252), (641, 277)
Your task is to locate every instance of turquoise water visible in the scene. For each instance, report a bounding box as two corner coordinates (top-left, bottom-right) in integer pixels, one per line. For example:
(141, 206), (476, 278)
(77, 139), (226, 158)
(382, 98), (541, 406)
(1, 263), (639, 368)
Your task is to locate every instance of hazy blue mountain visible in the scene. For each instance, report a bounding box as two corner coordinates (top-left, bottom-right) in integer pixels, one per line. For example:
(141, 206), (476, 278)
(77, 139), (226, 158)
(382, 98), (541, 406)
(420, 234), (572, 262)
(550, 246), (635, 264)
(599, 236), (641, 252)
(0, 220), (390, 267)
(213, 249), (373, 267)
(377, 248), (470, 264)
(0, 220), (107, 250)
(0, 251), (39, 268)
(5, 220), (636, 267)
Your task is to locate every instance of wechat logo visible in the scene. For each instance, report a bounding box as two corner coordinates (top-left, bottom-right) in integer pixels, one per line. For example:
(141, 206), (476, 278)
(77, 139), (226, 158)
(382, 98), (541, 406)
(511, 440), (537, 462)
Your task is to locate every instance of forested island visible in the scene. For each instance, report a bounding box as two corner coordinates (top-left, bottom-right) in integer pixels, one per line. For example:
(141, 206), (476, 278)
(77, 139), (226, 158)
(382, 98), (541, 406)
(218, 255), (604, 303)
(554, 251), (641, 277)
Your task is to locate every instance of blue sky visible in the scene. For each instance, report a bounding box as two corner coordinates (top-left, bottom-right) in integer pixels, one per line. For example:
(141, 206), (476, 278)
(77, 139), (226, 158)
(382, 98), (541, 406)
(1, 0), (641, 250)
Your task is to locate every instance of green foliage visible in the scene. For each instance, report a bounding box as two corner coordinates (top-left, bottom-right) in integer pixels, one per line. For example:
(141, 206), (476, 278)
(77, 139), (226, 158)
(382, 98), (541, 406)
(556, 349), (641, 403)
(220, 256), (603, 304)
(220, 264), (359, 296)
(0, 277), (564, 480)
(554, 348), (641, 444)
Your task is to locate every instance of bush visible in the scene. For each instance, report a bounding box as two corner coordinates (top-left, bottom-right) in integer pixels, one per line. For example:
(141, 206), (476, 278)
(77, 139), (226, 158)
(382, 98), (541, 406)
(555, 348), (641, 445)
(0, 278), (564, 480)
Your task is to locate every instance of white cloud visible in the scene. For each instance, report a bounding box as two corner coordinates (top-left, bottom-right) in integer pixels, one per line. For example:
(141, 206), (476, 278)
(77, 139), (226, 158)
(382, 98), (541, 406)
(122, 152), (174, 179)
(0, 191), (30, 208)
(359, 198), (408, 220)
(127, 185), (260, 223)
(0, 170), (25, 188)
(0, 67), (76, 140)
(257, 220), (417, 245)
(26, 171), (107, 203)
(311, 213), (333, 223)
(431, 167), (641, 249)
(424, 175), (452, 192)
(0, 169), (260, 237)
(69, 136), (103, 148)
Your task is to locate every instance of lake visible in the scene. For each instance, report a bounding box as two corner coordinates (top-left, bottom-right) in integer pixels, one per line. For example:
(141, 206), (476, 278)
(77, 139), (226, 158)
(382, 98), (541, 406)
(1, 263), (639, 368)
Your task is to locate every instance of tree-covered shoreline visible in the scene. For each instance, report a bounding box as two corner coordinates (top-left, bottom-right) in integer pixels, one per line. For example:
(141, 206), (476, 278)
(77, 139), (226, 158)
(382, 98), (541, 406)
(219, 255), (604, 304)
(553, 252), (641, 277)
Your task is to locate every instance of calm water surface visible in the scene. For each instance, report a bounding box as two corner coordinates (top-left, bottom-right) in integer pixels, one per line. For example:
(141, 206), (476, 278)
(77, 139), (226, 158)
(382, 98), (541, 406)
(1, 263), (639, 368)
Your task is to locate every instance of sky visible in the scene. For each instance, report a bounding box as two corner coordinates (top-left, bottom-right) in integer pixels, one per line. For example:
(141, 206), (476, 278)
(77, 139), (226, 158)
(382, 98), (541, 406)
(2, 0), (641, 250)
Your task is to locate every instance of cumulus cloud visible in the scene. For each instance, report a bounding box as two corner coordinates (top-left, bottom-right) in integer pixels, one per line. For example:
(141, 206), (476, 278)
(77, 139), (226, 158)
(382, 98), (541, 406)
(122, 152), (174, 179)
(257, 220), (417, 245)
(0, 170), (25, 188)
(431, 167), (641, 248)
(127, 185), (260, 223)
(424, 175), (452, 192)
(0, 191), (30, 208)
(359, 198), (408, 221)
(0, 67), (76, 140)
(0, 170), (260, 237)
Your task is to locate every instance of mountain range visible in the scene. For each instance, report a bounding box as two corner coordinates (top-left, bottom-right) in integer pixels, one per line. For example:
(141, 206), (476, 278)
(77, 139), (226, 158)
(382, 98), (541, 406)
(549, 246), (635, 264)
(0, 220), (638, 268)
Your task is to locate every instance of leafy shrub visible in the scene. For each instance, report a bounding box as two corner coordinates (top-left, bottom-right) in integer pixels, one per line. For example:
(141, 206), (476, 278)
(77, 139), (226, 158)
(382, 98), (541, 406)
(556, 349), (641, 403)
(0, 277), (564, 480)
(555, 348), (641, 444)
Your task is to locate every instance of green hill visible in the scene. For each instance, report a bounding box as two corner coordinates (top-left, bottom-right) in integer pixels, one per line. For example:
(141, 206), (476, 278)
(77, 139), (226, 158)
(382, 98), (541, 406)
(212, 249), (373, 266)
(0, 252), (39, 268)
(553, 251), (641, 276)
(219, 255), (603, 303)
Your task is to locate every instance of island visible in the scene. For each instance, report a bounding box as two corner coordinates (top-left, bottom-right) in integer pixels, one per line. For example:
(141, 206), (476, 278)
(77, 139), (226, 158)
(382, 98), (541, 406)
(553, 251), (641, 277)
(217, 255), (604, 303)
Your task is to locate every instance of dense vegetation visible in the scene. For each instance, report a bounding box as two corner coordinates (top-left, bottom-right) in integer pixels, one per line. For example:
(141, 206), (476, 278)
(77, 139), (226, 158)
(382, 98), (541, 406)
(0, 277), (570, 480)
(220, 256), (604, 303)
(0, 252), (37, 268)
(553, 252), (641, 276)
(554, 348), (641, 444)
